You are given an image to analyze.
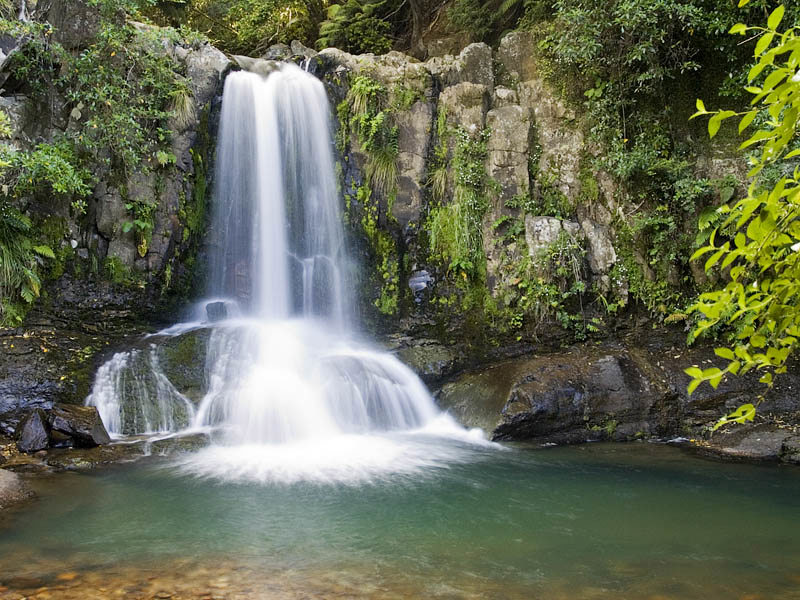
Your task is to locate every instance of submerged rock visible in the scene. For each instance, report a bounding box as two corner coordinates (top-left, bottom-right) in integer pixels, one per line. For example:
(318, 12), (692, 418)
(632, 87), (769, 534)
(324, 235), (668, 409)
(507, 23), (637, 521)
(15, 409), (50, 453)
(0, 468), (35, 510)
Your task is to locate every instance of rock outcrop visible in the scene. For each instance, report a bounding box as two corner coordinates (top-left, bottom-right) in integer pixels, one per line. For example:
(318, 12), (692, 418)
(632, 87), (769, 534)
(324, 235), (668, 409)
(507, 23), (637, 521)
(310, 33), (624, 332)
(435, 332), (800, 463)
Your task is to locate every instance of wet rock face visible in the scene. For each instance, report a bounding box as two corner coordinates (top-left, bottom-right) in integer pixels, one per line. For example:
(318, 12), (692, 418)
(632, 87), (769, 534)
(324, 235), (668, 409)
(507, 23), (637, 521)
(314, 33), (627, 319)
(47, 0), (107, 50)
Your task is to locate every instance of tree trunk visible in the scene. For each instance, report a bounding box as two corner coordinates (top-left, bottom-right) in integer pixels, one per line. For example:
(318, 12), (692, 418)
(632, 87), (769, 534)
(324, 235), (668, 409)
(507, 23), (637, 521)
(408, 0), (428, 59)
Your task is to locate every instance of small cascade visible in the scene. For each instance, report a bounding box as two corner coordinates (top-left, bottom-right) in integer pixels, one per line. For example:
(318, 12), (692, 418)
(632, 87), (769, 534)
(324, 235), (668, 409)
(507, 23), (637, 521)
(86, 63), (486, 482)
(87, 346), (196, 436)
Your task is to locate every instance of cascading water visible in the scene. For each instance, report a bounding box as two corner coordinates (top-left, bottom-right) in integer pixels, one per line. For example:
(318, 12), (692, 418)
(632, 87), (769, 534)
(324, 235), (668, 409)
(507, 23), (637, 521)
(87, 63), (486, 483)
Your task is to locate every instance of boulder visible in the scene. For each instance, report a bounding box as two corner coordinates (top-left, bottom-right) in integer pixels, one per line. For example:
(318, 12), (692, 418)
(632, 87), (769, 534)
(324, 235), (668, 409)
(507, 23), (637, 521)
(290, 40), (317, 59)
(156, 328), (210, 401)
(95, 188), (127, 239)
(426, 43), (494, 90)
(47, 0), (110, 50)
(263, 43), (291, 61)
(232, 55), (279, 77)
(524, 216), (580, 257)
(486, 104), (531, 199)
(393, 100), (433, 226)
(15, 409), (49, 453)
(437, 348), (670, 443)
(185, 43), (232, 108)
(206, 301), (227, 322)
(439, 82), (489, 132)
(0, 468), (34, 510)
(496, 31), (540, 83)
(395, 340), (458, 383)
(696, 424), (800, 463)
(47, 405), (111, 447)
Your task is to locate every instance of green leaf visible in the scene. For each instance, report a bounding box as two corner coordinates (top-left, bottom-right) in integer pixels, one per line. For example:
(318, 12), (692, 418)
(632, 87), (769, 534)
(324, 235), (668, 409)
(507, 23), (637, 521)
(755, 32), (775, 57)
(710, 404), (757, 431)
(767, 5), (784, 30)
(729, 23), (747, 35)
(690, 245), (717, 261)
(708, 113), (722, 138)
(714, 347), (735, 360)
(739, 110), (757, 133)
(705, 247), (726, 271)
(685, 367), (703, 379)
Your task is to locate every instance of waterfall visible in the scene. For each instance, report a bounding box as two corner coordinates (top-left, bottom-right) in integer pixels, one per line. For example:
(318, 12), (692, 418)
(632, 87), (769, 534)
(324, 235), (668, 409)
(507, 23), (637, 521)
(86, 63), (485, 482)
(208, 67), (348, 326)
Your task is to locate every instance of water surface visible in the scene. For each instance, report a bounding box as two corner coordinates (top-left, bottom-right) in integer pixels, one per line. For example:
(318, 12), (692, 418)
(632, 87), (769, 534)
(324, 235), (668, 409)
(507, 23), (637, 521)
(2, 442), (798, 599)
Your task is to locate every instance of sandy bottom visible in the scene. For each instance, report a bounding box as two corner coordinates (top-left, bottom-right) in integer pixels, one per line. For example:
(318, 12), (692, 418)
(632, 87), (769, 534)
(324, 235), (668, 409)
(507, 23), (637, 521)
(2, 555), (799, 600)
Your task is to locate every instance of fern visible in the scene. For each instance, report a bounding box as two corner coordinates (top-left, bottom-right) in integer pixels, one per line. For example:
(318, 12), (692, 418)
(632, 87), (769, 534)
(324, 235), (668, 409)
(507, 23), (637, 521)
(0, 203), (54, 321)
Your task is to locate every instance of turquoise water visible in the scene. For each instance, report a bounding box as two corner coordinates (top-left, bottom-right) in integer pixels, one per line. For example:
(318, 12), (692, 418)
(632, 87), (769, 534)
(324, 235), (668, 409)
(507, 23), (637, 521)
(2, 442), (799, 598)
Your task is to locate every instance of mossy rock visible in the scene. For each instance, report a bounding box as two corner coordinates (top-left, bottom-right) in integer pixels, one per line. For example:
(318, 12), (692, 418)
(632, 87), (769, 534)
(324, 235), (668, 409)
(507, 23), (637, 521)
(155, 328), (211, 403)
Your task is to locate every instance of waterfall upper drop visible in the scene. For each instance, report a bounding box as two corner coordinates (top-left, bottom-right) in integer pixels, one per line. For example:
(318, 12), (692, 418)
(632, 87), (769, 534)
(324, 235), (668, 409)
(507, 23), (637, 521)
(210, 66), (348, 326)
(86, 63), (486, 483)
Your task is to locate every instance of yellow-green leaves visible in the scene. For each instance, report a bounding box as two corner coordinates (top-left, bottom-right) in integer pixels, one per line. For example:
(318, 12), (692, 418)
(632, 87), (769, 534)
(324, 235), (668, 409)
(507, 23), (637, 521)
(729, 23), (747, 35)
(738, 110), (757, 133)
(767, 5), (784, 31)
(708, 110), (737, 138)
(710, 404), (756, 431)
(686, 4), (800, 429)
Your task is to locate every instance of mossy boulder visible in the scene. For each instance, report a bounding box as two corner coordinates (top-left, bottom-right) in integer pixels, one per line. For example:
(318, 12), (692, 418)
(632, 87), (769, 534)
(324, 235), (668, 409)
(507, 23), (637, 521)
(155, 328), (211, 402)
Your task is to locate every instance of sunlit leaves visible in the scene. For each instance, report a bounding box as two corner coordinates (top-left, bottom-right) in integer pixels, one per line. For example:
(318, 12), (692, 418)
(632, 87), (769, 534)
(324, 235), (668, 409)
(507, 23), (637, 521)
(710, 403), (756, 431)
(687, 4), (800, 430)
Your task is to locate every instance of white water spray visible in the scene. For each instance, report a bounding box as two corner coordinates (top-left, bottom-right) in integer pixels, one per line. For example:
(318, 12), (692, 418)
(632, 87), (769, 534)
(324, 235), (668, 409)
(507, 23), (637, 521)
(87, 64), (486, 483)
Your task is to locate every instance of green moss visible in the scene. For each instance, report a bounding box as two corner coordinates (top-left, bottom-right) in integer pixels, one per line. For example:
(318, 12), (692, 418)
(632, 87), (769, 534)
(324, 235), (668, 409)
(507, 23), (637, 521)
(358, 184), (400, 315)
(104, 256), (139, 287)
